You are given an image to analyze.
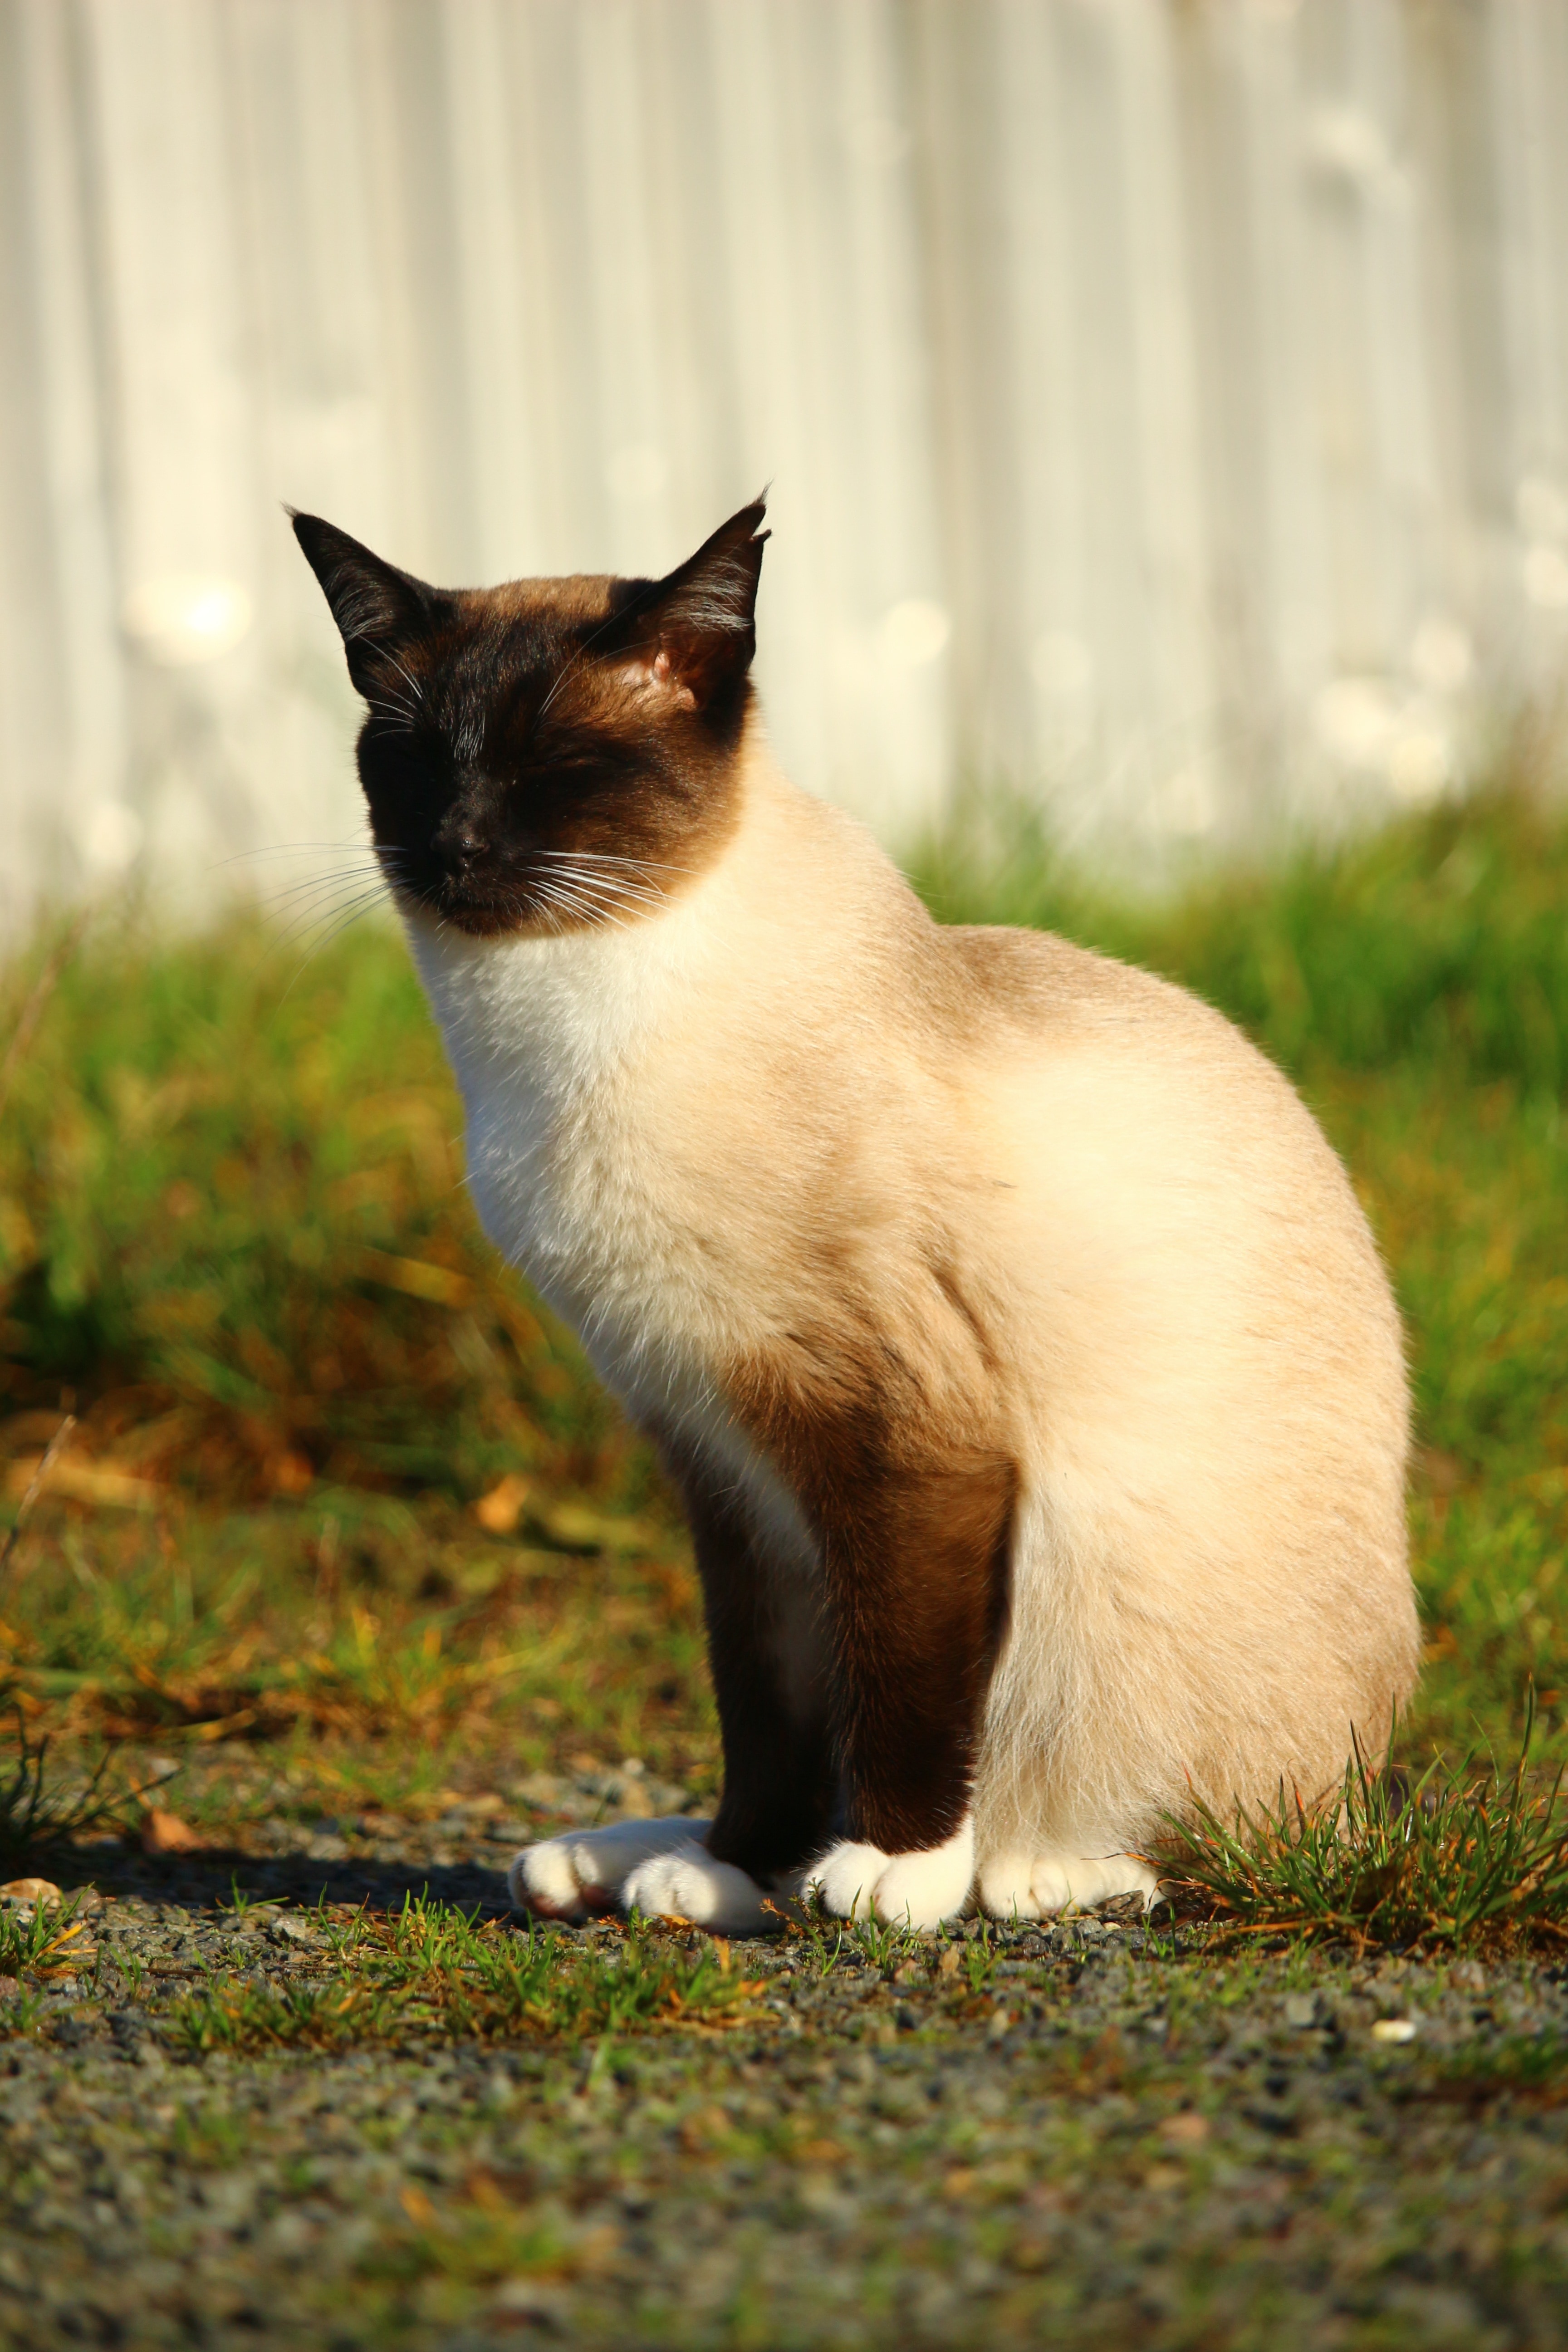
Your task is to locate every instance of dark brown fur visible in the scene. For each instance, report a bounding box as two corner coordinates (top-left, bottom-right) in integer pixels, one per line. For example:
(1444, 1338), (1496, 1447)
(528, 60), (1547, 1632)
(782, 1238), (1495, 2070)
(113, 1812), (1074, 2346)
(290, 502), (767, 937)
(721, 1343), (1016, 1860)
(660, 1439), (838, 1879)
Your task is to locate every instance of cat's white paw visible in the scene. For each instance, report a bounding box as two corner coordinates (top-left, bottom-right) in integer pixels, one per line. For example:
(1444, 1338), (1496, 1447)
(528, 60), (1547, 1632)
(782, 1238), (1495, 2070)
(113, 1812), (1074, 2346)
(621, 1843), (773, 1932)
(805, 1816), (975, 1930)
(804, 1840), (889, 1922)
(976, 1846), (1160, 1918)
(975, 1850), (1045, 1922)
(508, 1817), (711, 1922)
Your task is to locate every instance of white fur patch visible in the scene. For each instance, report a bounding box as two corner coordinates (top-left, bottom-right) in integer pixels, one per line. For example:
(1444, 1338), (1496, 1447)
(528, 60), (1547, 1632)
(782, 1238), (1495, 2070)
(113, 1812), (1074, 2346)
(975, 1849), (1045, 1922)
(806, 1816), (975, 1931)
(976, 1846), (1160, 1919)
(509, 1818), (774, 1933)
(620, 1843), (774, 1932)
(509, 1818), (711, 1922)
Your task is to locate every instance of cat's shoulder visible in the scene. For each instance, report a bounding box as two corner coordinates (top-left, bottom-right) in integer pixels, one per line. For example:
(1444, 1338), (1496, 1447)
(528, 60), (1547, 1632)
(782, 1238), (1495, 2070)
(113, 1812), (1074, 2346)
(936, 920), (1216, 1039)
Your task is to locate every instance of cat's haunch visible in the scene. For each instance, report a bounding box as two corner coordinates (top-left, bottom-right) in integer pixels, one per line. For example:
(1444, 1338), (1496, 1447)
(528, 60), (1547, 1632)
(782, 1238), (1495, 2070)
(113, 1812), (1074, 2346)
(296, 500), (1418, 1931)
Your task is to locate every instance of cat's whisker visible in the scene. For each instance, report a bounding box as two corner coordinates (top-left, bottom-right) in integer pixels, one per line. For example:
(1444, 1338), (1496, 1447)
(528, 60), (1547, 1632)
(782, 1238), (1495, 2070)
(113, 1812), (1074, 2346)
(554, 878), (635, 929)
(268, 876), (392, 954)
(534, 848), (693, 877)
(539, 881), (653, 921)
(526, 875), (630, 932)
(245, 851), (392, 879)
(531, 892), (571, 939)
(533, 857), (679, 906)
(375, 648), (426, 708)
(253, 869), (394, 919)
(529, 879), (596, 934)
(255, 887), (386, 936)
(275, 872), (390, 941)
(277, 888), (391, 1002)
(537, 853), (663, 892)
(213, 839), (387, 872)
(221, 846), (404, 922)
(537, 858), (664, 910)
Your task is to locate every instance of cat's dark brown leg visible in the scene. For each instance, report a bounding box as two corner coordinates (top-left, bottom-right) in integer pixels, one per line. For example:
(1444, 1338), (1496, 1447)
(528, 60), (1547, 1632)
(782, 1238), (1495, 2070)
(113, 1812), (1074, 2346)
(723, 1355), (1016, 1859)
(813, 1448), (1016, 1853)
(667, 1455), (839, 1882)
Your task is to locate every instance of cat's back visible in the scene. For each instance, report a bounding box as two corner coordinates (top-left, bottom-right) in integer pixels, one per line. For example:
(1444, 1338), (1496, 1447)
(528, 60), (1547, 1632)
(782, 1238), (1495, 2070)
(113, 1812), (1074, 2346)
(931, 916), (1404, 1443)
(941, 916), (1280, 1076)
(940, 916), (1353, 1206)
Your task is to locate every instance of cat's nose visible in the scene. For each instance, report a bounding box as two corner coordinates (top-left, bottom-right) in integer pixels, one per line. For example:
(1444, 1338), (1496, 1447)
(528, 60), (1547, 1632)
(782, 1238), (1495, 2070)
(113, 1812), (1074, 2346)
(436, 821), (484, 874)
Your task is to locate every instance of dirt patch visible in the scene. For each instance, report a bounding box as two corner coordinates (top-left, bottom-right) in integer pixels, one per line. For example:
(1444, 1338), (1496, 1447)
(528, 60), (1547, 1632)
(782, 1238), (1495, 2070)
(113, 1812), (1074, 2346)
(2, 1785), (1565, 2350)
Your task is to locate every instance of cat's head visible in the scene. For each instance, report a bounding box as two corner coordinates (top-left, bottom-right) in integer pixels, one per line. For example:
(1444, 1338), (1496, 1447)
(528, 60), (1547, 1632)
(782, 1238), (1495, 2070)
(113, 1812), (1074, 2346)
(292, 500), (768, 938)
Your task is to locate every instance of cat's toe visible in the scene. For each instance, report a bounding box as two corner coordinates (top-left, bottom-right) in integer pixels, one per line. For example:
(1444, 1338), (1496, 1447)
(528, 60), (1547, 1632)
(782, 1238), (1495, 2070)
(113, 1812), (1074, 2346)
(807, 1820), (975, 1930)
(804, 1840), (890, 1922)
(508, 1817), (710, 1922)
(1029, 1850), (1161, 1914)
(620, 1844), (772, 1932)
(976, 1851), (1045, 1922)
(509, 1835), (600, 1921)
(869, 1838), (974, 1931)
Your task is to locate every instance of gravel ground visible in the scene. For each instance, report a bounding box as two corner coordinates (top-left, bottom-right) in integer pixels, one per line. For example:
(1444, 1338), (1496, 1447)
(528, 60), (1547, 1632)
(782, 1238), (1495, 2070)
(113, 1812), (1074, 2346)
(2, 1772), (1567, 2352)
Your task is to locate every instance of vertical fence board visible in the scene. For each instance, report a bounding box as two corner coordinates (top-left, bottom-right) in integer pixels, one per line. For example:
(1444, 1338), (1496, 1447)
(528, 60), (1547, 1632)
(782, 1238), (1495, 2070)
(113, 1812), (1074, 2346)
(2, 0), (1567, 938)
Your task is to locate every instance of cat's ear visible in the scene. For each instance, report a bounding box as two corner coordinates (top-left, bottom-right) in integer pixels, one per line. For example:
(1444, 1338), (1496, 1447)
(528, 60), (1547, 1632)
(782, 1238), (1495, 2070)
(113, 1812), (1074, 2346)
(290, 512), (441, 699)
(618, 498), (769, 710)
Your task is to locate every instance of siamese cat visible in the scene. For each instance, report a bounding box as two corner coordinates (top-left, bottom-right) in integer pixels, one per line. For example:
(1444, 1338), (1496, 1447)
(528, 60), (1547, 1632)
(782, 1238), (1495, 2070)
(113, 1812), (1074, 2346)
(293, 498), (1419, 1933)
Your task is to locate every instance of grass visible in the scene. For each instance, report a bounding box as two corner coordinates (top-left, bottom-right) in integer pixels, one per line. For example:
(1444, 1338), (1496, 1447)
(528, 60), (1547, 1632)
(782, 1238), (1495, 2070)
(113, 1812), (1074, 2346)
(0, 1883), (91, 1982)
(1157, 1708), (1568, 1956)
(165, 1897), (765, 2055)
(0, 784), (1565, 1945)
(0, 1710), (153, 1869)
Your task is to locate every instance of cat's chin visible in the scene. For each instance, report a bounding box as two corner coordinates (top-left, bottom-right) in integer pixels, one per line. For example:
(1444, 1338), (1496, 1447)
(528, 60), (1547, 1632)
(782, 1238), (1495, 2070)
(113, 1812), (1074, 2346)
(397, 888), (623, 942)
(439, 904), (528, 939)
(394, 891), (538, 941)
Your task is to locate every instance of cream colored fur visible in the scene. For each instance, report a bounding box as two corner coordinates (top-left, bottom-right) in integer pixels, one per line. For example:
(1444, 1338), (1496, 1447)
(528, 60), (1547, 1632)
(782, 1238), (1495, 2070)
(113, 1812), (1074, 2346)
(404, 733), (1418, 1927)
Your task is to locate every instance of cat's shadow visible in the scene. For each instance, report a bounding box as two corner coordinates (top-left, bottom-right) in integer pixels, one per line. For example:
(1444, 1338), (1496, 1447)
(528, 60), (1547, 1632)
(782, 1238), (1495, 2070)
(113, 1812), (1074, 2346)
(28, 1835), (523, 1925)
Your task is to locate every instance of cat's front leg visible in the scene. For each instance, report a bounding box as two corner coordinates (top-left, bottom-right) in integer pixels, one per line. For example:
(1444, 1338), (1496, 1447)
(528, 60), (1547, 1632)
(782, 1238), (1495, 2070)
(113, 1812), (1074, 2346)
(510, 1449), (837, 1936)
(510, 1817), (711, 1921)
(797, 1439), (1017, 1932)
(509, 1816), (775, 1932)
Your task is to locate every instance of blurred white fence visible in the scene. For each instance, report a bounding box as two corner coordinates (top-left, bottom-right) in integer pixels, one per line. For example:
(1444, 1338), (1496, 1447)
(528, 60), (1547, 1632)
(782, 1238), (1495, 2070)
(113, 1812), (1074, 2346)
(3, 0), (1568, 942)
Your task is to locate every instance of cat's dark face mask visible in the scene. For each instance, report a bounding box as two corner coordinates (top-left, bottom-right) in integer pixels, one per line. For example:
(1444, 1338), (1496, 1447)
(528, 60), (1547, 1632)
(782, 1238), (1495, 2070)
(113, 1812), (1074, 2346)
(292, 500), (768, 938)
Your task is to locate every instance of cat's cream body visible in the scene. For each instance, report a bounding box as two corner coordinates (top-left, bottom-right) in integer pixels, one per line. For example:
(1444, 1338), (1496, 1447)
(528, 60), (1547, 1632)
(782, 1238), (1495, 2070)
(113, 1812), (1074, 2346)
(405, 733), (1418, 1930)
(293, 494), (1418, 1932)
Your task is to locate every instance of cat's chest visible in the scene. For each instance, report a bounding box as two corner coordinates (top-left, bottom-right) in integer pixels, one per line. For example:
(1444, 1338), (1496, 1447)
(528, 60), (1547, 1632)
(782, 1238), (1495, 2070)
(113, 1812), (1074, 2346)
(409, 913), (728, 1399)
(461, 1060), (669, 1312)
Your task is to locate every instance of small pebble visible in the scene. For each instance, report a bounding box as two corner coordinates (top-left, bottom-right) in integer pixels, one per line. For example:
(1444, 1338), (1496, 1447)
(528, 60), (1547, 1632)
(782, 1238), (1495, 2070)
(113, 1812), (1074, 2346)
(0, 1879), (62, 1907)
(270, 1917), (317, 1946)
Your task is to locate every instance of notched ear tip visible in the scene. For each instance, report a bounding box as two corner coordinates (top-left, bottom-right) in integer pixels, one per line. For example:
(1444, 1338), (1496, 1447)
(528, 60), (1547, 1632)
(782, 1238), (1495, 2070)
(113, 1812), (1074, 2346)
(732, 493), (769, 544)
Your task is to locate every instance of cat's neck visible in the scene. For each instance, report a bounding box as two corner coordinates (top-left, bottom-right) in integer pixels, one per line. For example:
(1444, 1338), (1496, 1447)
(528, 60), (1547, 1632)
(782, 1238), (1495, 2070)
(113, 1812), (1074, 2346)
(399, 736), (853, 1118)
